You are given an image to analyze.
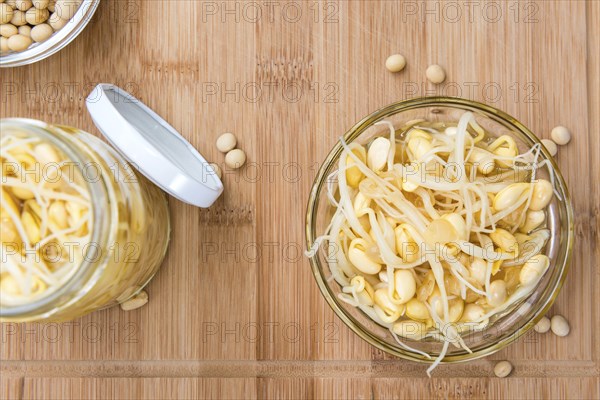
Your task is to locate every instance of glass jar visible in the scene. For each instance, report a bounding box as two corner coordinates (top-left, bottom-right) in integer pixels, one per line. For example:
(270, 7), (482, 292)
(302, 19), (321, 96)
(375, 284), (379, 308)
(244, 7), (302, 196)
(305, 97), (573, 363)
(1, 118), (170, 321)
(1, 84), (224, 322)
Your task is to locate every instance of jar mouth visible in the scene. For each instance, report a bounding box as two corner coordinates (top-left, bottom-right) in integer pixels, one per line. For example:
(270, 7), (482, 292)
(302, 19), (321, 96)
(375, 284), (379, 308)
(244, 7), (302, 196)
(0, 118), (108, 319)
(305, 97), (574, 363)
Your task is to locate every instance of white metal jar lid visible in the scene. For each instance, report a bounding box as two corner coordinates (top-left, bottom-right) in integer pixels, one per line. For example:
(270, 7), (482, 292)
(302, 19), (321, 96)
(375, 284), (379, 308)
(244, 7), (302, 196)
(85, 84), (223, 208)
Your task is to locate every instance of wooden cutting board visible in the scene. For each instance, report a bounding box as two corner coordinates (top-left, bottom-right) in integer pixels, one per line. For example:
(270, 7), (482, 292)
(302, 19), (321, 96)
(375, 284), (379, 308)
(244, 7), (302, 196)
(1, 1), (598, 399)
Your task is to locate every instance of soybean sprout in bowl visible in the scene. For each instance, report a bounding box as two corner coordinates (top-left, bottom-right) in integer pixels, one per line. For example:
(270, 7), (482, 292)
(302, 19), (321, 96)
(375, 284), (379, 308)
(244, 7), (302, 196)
(305, 98), (573, 373)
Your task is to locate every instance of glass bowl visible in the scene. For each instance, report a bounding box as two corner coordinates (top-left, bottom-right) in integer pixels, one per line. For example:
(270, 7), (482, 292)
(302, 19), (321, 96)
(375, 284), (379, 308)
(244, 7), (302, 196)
(0, 0), (100, 68)
(305, 97), (574, 363)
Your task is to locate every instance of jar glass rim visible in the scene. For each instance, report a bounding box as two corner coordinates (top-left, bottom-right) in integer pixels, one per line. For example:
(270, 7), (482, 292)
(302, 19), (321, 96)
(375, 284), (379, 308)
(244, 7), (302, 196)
(0, 118), (109, 319)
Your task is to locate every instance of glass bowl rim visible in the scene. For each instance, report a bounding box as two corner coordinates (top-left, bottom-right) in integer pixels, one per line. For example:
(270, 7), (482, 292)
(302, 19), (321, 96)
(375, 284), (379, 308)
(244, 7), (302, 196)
(305, 96), (574, 364)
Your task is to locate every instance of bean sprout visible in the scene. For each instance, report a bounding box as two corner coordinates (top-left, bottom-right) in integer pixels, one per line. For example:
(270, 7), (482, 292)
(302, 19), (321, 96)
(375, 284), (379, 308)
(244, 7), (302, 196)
(307, 112), (554, 374)
(1, 132), (92, 306)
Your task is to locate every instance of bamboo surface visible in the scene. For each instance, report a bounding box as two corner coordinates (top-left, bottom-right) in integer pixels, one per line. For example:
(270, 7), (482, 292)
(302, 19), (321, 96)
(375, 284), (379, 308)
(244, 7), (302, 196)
(1, 1), (599, 399)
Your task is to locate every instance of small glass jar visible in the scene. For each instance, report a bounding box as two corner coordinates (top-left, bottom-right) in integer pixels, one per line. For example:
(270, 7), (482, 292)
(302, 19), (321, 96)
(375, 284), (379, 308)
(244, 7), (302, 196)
(1, 118), (170, 321)
(1, 84), (223, 322)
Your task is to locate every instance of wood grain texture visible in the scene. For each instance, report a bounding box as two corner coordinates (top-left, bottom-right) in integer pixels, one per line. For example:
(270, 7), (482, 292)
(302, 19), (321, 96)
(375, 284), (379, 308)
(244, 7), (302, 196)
(1, 0), (598, 399)
(21, 378), (256, 400)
